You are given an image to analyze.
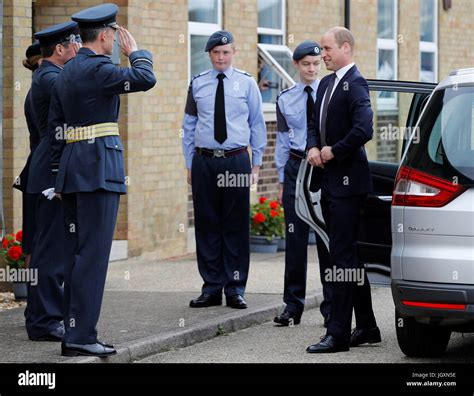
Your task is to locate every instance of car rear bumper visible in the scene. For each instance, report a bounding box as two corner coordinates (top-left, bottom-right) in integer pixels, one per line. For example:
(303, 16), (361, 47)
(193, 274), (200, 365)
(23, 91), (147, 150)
(392, 279), (474, 324)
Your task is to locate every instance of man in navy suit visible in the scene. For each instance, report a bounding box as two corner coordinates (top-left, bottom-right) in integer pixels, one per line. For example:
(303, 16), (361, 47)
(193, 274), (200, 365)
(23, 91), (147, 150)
(306, 27), (381, 353)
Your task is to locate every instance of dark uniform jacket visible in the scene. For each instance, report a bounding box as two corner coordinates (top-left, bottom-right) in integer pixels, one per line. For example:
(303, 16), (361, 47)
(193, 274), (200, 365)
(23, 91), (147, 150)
(14, 89), (41, 192)
(49, 47), (156, 194)
(27, 60), (62, 193)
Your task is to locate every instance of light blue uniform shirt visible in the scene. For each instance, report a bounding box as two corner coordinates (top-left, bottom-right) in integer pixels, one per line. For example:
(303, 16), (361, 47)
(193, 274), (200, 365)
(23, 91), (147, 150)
(275, 79), (319, 183)
(182, 66), (267, 169)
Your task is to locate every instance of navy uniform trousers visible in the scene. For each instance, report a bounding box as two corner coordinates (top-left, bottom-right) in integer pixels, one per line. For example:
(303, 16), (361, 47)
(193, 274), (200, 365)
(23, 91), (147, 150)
(21, 192), (38, 255)
(191, 150), (251, 298)
(282, 157), (331, 318)
(320, 180), (377, 345)
(61, 191), (120, 344)
(25, 195), (70, 337)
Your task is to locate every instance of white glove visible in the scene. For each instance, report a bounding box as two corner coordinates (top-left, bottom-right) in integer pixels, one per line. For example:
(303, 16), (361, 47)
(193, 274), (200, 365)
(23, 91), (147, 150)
(42, 188), (56, 200)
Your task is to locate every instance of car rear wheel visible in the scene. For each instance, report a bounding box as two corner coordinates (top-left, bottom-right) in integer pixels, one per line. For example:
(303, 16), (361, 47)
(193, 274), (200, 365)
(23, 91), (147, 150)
(395, 309), (451, 357)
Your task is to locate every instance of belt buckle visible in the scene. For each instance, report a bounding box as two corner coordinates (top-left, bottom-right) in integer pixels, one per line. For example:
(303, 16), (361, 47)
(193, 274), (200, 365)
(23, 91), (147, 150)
(213, 149), (225, 158)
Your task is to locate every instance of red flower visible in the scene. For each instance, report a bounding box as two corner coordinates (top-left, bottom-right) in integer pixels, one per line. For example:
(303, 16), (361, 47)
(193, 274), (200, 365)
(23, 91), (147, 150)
(8, 246), (22, 261)
(1, 238), (9, 249)
(259, 196), (267, 204)
(15, 230), (23, 242)
(269, 201), (279, 210)
(270, 210), (279, 218)
(253, 212), (266, 224)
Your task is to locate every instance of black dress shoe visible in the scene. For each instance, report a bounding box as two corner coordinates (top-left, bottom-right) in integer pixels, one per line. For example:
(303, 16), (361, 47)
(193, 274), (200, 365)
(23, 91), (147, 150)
(189, 293), (222, 308)
(274, 310), (301, 326)
(61, 342), (117, 357)
(226, 294), (247, 309)
(29, 326), (65, 342)
(350, 326), (381, 347)
(97, 340), (114, 348)
(306, 334), (350, 354)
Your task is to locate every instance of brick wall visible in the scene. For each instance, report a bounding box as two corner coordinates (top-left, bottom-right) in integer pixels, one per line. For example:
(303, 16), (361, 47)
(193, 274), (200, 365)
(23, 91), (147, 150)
(438, 0), (474, 79)
(126, 0), (188, 259)
(2, 0), (33, 234)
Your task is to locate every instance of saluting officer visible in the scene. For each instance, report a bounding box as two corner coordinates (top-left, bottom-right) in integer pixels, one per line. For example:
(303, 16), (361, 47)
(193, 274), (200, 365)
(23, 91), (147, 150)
(25, 22), (80, 342)
(273, 41), (332, 327)
(182, 31), (266, 310)
(14, 42), (42, 265)
(48, 3), (156, 357)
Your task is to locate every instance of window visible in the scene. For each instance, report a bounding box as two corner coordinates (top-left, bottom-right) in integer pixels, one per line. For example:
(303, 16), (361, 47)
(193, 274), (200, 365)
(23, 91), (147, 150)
(188, 0), (222, 79)
(377, 0), (398, 108)
(257, 0), (296, 110)
(258, 0), (284, 44)
(419, 0), (437, 83)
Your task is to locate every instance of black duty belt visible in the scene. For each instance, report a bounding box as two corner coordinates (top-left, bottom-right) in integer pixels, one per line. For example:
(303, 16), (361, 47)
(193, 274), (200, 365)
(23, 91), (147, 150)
(290, 149), (305, 160)
(196, 147), (247, 158)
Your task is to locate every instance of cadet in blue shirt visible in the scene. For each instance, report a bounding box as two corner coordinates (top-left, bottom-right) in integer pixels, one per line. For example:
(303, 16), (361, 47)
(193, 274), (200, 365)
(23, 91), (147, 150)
(48, 3), (156, 357)
(24, 23), (80, 343)
(273, 41), (332, 327)
(182, 31), (266, 310)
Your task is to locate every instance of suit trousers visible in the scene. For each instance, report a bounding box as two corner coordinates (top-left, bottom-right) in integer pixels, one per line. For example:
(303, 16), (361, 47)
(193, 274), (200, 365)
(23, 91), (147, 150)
(321, 189), (377, 345)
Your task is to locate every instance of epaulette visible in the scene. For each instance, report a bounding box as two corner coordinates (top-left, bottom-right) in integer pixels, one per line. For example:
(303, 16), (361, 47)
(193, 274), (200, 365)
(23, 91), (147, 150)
(191, 69), (211, 82)
(234, 68), (252, 77)
(276, 84), (297, 101)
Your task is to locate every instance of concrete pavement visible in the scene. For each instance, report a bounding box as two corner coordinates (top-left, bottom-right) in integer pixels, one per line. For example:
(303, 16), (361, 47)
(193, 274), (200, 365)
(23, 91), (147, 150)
(0, 249), (324, 363)
(140, 287), (474, 364)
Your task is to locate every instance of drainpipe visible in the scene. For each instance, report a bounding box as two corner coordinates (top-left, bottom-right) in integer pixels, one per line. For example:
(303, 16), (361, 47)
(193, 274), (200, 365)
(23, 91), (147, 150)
(344, 0), (350, 29)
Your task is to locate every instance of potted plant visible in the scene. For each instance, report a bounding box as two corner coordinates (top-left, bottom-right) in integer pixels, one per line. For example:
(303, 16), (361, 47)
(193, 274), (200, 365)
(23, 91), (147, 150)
(250, 197), (284, 253)
(0, 231), (27, 299)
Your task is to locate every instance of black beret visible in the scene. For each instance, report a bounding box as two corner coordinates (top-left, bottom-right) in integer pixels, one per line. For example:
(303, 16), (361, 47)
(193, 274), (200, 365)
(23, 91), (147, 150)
(293, 40), (321, 61)
(205, 31), (234, 52)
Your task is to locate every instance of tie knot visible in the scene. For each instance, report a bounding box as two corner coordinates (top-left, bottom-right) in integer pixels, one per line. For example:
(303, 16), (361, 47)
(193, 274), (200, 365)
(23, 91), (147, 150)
(217, 73), (226, 80)
(304, 86), (313, 93)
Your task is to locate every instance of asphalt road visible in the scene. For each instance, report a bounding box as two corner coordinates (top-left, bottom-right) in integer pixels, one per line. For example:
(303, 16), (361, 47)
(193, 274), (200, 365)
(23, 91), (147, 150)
(139, 286), (474, 364)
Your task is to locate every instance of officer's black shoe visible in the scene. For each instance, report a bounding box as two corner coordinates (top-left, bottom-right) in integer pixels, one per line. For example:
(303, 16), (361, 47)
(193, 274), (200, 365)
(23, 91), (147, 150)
(189, 293), (222, 308)
(29, 326), (65, 342)
(226, 294), (247, 309)
(61, 342), (117, 357)
(274, 310), (301, 326)
(306, 334), (350, 354)
(350, 326), (381, 347)
(97, 340), (115, 348)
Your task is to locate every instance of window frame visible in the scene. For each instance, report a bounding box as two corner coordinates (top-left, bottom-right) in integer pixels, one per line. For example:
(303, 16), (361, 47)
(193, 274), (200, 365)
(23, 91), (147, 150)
(188, 0), (222, 82)
(257, 0), (286, 43)
(419, 0), (438, 83)
(376, 0), (398, 111)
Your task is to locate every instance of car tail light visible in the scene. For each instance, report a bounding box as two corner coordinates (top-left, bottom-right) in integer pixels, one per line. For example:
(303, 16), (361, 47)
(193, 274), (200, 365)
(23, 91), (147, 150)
(392, 166), (466, 207)
(402, 300), (466, 310)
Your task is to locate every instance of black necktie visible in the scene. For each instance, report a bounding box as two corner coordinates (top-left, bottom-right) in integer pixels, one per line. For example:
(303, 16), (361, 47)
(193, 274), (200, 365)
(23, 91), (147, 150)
(214, 73), (227, 144)
(320, 73), (336, 147)
(304, 85), (314, 127)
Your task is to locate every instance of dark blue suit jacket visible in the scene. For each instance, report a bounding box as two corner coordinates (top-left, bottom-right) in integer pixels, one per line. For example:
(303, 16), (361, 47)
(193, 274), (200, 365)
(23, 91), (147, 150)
(307, 65), (373, 197)
(26, 60), (62, 193)
(49, 48), (156, 194)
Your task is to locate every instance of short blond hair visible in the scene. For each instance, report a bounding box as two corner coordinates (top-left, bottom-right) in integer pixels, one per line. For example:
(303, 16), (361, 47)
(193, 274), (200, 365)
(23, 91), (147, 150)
(328, 26), (355, 53)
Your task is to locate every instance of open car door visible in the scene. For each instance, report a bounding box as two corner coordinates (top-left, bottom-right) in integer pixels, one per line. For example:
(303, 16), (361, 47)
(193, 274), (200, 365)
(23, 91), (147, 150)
(296, 79), (436, 284)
